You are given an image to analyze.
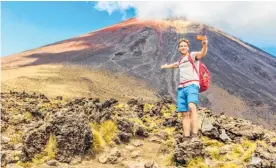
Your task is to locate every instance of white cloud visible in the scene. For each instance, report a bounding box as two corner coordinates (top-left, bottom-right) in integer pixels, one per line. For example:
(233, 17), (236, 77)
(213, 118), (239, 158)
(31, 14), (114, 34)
(94, 1), (276, 47)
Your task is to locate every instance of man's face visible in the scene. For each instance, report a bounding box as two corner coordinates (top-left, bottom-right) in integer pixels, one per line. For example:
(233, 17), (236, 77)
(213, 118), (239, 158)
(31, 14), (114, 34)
(178, 41), (189, 55)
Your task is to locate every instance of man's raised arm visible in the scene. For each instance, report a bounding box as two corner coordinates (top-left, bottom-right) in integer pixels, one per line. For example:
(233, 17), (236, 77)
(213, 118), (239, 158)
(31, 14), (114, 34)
(195, 36), (208, 60)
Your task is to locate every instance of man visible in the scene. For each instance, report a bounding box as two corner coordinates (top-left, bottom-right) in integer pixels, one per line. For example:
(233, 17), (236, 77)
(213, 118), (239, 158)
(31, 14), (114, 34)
(161, 36), (208, 139)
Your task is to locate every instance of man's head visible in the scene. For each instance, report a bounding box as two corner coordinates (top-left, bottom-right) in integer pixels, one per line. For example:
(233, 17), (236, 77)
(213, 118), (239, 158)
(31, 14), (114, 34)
(178, 38), (190, 56)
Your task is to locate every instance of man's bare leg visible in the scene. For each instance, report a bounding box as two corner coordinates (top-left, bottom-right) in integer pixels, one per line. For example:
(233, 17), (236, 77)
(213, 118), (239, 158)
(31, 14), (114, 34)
(189, 103), (198, 135)
(182, 112), (191, 137)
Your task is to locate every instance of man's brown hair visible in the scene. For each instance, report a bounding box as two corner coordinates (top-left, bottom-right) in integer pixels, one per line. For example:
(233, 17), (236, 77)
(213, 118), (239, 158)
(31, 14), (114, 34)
(178, 38), (190, 47)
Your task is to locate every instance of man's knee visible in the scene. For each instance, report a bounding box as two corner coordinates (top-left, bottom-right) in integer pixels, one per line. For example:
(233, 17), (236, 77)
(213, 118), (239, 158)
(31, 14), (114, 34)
(182, 112), (190, 119)
(188, 102), (197, 111)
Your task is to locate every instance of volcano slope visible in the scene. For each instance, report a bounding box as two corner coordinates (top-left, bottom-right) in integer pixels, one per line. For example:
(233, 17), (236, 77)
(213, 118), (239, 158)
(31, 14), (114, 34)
(2, 18), (276, 129)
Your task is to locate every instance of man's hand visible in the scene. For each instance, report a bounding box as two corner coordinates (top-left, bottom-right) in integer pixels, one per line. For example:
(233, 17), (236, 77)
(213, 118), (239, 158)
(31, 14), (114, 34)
(202, 36), (208, 46)
(161, 64), (168, 69)
(161, 63), (178, 69)
(195, 36), (208, 60)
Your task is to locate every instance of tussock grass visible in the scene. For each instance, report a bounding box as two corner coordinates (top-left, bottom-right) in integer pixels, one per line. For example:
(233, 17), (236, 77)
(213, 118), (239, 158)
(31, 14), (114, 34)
(89, 120), (118, 153)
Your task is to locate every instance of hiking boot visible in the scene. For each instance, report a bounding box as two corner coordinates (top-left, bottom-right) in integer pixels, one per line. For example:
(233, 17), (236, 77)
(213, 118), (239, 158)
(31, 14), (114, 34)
(191, 133), (201, 141)
(183, 136), (191, 141)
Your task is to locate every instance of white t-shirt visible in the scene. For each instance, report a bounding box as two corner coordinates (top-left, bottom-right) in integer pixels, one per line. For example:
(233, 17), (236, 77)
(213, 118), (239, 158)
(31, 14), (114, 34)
(177, 52), (200, 88)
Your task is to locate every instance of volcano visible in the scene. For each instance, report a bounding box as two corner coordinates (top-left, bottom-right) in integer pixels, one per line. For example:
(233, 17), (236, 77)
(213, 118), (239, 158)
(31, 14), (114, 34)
(2, 18), (276, 129)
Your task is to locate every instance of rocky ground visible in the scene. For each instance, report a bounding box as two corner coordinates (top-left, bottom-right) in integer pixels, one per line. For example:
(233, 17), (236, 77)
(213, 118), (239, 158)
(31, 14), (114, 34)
(1, 91), (276, 168)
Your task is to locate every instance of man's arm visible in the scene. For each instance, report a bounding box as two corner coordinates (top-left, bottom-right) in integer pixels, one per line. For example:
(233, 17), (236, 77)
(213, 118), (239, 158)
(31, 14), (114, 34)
(195, 36), (208, 60)
(161, 62), (179, 69)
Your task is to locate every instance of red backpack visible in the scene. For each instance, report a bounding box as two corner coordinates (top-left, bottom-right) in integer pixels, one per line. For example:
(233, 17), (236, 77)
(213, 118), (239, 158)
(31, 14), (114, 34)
(180, 54), (211, 92)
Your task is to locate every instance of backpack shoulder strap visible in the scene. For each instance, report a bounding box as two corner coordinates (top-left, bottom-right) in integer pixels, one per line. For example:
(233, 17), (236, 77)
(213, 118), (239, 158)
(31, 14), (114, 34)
(188, 54), (199, 76)
(178, 57), (183, 65)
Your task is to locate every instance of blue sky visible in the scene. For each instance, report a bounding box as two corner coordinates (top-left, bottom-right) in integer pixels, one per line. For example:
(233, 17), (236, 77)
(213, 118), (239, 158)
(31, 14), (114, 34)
(1, 1), (276, 57)
(1, 1), (135, 57)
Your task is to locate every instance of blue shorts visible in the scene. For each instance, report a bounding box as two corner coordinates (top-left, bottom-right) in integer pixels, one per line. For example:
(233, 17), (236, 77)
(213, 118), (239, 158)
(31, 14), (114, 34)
(177, 84), (199, 112)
